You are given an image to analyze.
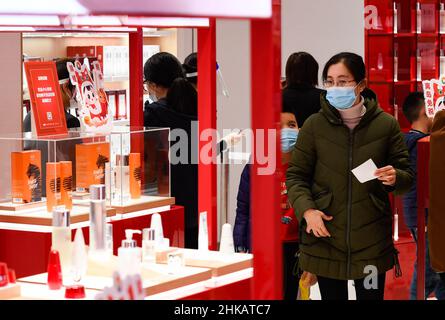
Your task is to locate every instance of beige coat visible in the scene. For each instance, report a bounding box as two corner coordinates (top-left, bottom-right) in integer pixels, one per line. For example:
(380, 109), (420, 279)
(429, 110), (445, 272)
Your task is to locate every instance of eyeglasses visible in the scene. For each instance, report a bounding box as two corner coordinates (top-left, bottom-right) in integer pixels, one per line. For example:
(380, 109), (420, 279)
(323, 79), (357, 88)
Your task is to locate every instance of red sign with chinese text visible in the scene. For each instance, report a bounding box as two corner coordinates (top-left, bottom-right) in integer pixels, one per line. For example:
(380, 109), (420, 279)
(24, 61), (68, 137)
(422, 77), (445, 118)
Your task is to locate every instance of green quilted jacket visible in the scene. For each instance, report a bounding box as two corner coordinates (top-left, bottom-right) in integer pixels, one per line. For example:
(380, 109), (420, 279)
(286, 93), (413, 280)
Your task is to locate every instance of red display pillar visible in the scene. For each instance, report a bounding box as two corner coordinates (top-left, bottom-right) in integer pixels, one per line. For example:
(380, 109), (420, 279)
(416, 137), (430, 300)
(250, 0), (282, 299)
(129, 27), (144, 128)
(197, 20), (218, 250)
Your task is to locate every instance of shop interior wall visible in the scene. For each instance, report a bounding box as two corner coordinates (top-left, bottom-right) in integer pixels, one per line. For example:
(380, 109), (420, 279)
(0, 33), (22, 197)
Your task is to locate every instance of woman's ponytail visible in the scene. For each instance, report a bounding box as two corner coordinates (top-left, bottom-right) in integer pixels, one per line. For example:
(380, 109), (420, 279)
(167, 77), (197, 117)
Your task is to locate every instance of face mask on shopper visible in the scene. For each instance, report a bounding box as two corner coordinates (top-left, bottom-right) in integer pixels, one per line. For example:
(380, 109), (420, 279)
(281, 128), (299, 153)
(149, 93), (158, 103)
(326, 85), (359, 110)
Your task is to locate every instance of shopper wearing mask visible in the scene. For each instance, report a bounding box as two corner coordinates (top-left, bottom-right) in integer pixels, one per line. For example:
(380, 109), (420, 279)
(143, 52), (198, 249)
(401, 92), (445, 300)
(282, 52), (324, 128)
(233, 107), (304, 300)
(286, 52), (413, 300)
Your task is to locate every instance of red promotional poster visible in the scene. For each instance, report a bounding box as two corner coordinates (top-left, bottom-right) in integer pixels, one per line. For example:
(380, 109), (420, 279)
(24, 61), (68, 137)
(422, 76), (445, 118)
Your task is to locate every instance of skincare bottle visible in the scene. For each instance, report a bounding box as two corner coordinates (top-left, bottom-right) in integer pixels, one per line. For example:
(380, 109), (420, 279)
(142, 228), (156, 265)
(393, 2), (398, 34)
(115, 155), (130, 204)
(377, 53), (384, 70)
(417, 49), (422, 81)
(219, 223), (235, 254)
(150, 213), (165, 249)
(441, 3), (445, 34)
(417, 2), (422, 34)
(52, 207), (71, 274)
(118, 229), (142, 278)
(440, 49), (445, 76)
(71, 228), (88, 282)
(129, 153), (141, 199)
(198, 211), (209, 251)
(105, 223), (114, 257)
(89, 184), (107, 260)
(47, 250), (63, 290)
(394, 48), (398, 82)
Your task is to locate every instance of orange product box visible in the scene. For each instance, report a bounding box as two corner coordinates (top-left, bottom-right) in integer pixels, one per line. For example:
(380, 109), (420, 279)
(60, 161), (73, 210)
(46, 162), (61, 212)
(129, 153), (141, 199)
(11, 150), (42, 203)
(75, 142), (110, 192)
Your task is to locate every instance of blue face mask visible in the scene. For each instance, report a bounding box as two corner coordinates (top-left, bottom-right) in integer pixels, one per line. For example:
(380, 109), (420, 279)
(326, 86), (358, 109)
(281, 128), (299, 153)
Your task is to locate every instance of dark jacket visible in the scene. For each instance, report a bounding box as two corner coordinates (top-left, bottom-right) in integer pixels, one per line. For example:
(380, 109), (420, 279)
(144, 99), (198, 249)
(428, 110), (445, 272)
(286, 94), (413, 280)
(402, 130), (429, 229)
(233, 164), (251, 251)
(282, 85), (324, 128)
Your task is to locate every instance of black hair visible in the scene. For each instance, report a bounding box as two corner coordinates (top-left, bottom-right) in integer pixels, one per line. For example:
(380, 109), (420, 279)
(144, 52), (197, 116)
(361, 88), (377, 101)
(322, 52), (366, 83)
(285, 52), (319, 88)
(55, 58), (76, 93)
(402, 92), (425, 123)
(183, 52), (198, 85)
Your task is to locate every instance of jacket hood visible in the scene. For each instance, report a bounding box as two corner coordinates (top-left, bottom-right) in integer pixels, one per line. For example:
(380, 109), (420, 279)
(319, 91), (383, 128)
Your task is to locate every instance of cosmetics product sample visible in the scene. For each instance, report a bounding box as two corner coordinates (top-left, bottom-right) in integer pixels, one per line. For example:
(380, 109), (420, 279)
(219, 223), (235, 254)
(167, 251), (185, 275)
(142, 228), (156, 265)
(65, 284), (86, 299)
(416, 2), (422, 34)
(114, 154), (130, 204)
(71, 228), (87, 282)
(60, 161), (73, 210)
(198, 211), (209, 251)
(11, 150), (42, 203)
(394, 49), (398, 82)
(47, 250), (63, 290)
(377, 53), (383, 70)
(75, 142), (110, 192)
(129, 153), (141, 199)
(105, 223), (114, 257)
(7, 269), (16, 284)
(46, 162), (61, 213)
(105, 162), (113, 201)
(118, 229), (142, 278)
(89, 184), (107, 259)
(52, 207), (71, 273)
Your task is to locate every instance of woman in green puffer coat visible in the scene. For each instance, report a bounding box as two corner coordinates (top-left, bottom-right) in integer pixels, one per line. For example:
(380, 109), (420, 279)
(286, 52), (413, 300)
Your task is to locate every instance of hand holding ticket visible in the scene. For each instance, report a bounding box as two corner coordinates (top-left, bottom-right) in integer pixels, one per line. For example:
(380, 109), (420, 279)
(352, 159), (397, 186)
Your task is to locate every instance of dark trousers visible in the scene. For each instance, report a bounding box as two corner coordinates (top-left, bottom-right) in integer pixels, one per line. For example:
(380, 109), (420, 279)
(440, 273), (445, 287)
(317, 273), (386, 300)
(283, 241), (299, 300)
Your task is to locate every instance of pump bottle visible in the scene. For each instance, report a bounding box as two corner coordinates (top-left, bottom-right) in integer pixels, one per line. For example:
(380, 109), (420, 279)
(118, 229), (142, 278)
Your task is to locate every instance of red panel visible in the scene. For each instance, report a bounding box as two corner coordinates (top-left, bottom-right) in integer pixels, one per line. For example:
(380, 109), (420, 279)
(182, 278), (252, 300)
(416, 137), (430, 300)
(250, 0), (282, 300)
(197, 19), (217, 250)
(129, 27), (144, 128)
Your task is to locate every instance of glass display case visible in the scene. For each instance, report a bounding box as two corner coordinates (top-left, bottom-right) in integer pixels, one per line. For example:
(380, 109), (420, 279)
(0, 127), (171, 223)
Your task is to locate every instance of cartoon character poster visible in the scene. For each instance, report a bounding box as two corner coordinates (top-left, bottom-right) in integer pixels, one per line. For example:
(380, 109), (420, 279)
(422, 76), (445, 118)
(67, 59), (112, 133)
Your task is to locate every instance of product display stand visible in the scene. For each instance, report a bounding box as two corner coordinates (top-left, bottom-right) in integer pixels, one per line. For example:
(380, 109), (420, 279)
(0, 200), (46, 211)
(110, 196), (175, 215)
(0, 283), (21, 299)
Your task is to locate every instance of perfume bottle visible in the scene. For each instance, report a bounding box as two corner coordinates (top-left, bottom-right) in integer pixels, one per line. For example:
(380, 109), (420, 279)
(52, 207), (71, 274)
(394, 48), (398, 82)
(441, 3), (445, 34)
(114, 155), (130, 204)
(417, 49), (422, 81)
(416, 2), (422, 34)
(393, 2), (398, 34)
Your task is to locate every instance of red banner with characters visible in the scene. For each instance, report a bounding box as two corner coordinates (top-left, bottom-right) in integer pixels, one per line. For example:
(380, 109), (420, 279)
(422, 76), (445, 118)
(24, 61), (68, 137)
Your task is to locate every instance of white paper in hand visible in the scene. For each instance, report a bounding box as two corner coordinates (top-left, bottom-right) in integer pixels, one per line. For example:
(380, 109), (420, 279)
(351, 159), (378, 184)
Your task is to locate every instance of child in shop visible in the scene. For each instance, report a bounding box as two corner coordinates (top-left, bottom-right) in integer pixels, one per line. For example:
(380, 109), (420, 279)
(233, 106), (315, 300)
(402, 92), (445, 300)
